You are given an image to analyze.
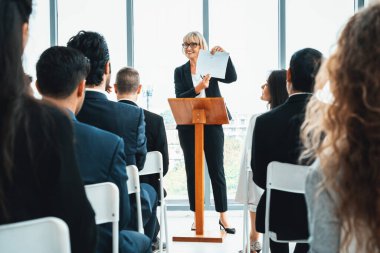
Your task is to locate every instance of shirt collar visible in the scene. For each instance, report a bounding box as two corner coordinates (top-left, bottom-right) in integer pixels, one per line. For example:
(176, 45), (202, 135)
(289, 92), (312, 97)
(65, 109), (76, 121)
(85, 87), (108, 96)
(118, 98), (135, 103)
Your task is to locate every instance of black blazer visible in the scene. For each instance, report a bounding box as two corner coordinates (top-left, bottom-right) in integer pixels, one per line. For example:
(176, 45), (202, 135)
(1, 98), (96, 253)
(119, 100), (169, 197)
(251, 93), (311, 240)
(174, 57), (237, 123)
(77, 91), (147, 170)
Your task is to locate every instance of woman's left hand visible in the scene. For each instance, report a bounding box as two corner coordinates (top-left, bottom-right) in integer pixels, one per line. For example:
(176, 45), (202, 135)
(210, 46), (225, 55)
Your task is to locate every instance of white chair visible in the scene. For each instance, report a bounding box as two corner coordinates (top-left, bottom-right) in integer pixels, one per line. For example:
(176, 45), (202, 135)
(85, 182), (119, 253)
(262, 161), (311, 253)
(126, 165), (144, 234)
(242, 149), (251, 253)
(0, 217), (71, 253)
(140, 151), (169, 253)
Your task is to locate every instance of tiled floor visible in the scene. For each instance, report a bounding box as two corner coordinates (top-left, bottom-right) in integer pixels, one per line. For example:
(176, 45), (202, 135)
(161, 210), (296, 253)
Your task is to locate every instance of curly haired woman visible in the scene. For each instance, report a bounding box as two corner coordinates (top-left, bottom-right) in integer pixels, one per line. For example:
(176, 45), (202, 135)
(301, 3), (380, 253)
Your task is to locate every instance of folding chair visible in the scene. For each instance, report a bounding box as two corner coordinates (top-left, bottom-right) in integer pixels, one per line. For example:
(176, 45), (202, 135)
(0, 217), (71, 253)
(140, 151), (169, 253)
(262, 161), (311, 253)
(242, 149), (251, 253)
(85, 182), (119, 253)
(126, 165), (144, 234)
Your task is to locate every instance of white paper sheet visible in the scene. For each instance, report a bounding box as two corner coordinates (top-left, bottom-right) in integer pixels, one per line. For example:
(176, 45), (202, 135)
(196, 49), (229, 79)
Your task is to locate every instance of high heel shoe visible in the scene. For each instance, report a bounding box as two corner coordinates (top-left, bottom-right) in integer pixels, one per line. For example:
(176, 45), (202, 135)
(251, 241), (261, 253)
(218, 219), (236, 234)
(238, 240), (261, 253)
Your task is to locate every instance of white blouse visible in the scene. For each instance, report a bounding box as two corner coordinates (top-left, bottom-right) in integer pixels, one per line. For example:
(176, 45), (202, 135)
(192, 73), (206, 98)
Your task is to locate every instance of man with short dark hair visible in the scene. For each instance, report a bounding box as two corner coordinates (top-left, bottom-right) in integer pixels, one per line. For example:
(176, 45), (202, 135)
(251, 48), (323, 253)
(67, 31), (147, 170)
(36, 46), (151, 253)
(67, 31), (158, 246)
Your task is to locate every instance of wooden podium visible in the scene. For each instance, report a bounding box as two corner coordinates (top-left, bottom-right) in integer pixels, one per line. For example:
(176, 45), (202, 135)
(168, 98), (229, 243)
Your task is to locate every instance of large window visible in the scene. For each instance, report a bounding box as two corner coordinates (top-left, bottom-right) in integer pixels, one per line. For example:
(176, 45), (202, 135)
(134, 0), (203, 200)
(134, 0), (203, 112)
(209, 0), (278, 199)
(29, 0), (360, 209)
(57, 0), (127, 88)
(286, 0), (354, 63)
(23, 0), (50, 96)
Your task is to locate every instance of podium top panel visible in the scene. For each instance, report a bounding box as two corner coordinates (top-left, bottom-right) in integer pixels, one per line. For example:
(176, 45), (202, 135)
(168, 98), (229, 125)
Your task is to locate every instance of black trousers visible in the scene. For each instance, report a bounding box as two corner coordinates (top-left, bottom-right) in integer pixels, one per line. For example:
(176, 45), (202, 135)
(270, 240), (309, 253)
(178, 125), (227, 212)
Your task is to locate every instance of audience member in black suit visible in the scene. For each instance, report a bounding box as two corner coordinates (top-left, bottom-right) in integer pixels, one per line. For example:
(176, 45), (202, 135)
(0, 2), (96, 253)
(251, 48), (323, 253)
(115, 67), (169, 198)
(36, 46), (152, 253)
(67, 31), (158, 244)
(174, 31), (237, 233)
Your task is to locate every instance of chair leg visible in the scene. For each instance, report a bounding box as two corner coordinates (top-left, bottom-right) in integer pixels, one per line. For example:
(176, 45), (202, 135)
(243, 203), (248, 252)
(163, 203), (169, 253)
(246, 213), (250, 253)
(262, 233), (270, 253)
(112, 222), (118, 253)
(243, 168), (250, 253)
(159, 201), (164, 253)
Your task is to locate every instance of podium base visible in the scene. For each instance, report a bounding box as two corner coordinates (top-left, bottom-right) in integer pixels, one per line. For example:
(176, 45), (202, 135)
(172, 230), (226, 243)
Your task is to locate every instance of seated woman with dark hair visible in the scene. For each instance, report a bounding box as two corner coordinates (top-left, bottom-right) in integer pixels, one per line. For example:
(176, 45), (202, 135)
(0, 1), (96, 253)
(235, 70), (288, 253)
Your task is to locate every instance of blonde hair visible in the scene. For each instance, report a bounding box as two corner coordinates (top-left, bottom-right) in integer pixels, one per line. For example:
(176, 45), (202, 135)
(301, 3), (380, 252)
(183, 31), (208, 50)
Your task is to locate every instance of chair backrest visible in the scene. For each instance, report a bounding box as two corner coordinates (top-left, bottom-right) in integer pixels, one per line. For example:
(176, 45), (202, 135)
(139, 151), (163, 176)
(139, 151), (164, 205)
(263, 161), (310, 252)
(266, 161), (310, 193)
(126, 165), (141, 194)
(0, 217), (71, 253)
(85, 182), (120, 224)
(85, 182), (119, 253)
(126, 165), (144, 234)
(139, 151), (169, 252)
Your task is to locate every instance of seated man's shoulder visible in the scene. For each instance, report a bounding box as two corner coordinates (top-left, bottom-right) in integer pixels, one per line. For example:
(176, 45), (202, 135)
(27, 98), (72, 127)
(74, 120), (123, 147)
(94, 97), (141, 114)
(116, 100), (143, 115)
(256, 103), (286, 123)
(73, 121), (126, 184)
(143, 109), (163, 124)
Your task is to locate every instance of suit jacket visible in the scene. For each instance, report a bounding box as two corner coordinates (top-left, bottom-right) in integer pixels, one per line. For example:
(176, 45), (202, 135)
(174, 57), (237, 123)
(1, 98), (97, 253)
(119, 99), (169, 177)
(251, 93), (311, 240)
(70, 112), (150, 253)
(77, 90), (147, 170)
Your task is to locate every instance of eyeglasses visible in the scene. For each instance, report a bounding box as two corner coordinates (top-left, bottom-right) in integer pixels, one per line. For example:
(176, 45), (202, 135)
(182, 42), (199, 49)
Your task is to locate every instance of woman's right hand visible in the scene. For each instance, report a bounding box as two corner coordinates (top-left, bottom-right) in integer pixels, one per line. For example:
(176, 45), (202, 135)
(195, 74), (211, 93)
